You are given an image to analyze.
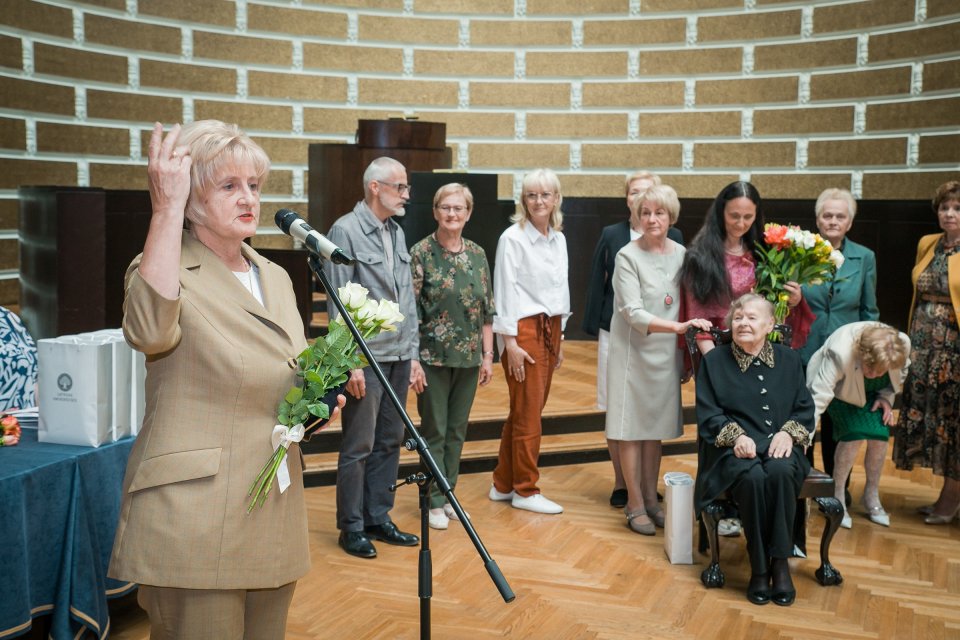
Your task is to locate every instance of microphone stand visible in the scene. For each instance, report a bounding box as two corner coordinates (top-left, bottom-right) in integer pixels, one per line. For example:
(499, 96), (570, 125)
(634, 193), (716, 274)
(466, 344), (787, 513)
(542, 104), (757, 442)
(307, 255), (515, 640)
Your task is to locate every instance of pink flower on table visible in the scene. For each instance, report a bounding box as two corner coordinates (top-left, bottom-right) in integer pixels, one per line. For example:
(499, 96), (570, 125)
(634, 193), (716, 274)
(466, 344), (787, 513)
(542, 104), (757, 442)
(1, 413), (21, 446)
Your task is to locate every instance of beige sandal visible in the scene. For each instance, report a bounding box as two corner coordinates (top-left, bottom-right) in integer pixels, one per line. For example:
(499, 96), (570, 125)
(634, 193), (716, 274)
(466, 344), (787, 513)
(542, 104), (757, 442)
(625, 509), (655, 535)
(646, 507), (665, 528)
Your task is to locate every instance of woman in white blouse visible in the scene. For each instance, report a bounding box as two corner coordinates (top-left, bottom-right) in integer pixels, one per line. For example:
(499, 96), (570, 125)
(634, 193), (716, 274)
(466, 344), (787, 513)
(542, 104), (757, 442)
(488, 168), (570, 515)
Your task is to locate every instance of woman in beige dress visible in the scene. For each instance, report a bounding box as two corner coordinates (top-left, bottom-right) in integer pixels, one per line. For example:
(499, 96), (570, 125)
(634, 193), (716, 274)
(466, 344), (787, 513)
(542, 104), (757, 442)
(605, 185), (711, 534)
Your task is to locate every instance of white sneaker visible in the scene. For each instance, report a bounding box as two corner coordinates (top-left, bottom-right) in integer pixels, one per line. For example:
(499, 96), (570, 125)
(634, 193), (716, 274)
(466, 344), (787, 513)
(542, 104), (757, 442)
(511, 493), (563, 514)
(443, 502), (468, 521)
(717, 518), (741, 537)
(428, 508), (449, 530)
(488, 485), (515, 502)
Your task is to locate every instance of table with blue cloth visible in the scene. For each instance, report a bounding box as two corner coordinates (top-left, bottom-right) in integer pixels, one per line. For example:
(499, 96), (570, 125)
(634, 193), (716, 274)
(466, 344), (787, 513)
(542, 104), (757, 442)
(0, 429), (135, 639)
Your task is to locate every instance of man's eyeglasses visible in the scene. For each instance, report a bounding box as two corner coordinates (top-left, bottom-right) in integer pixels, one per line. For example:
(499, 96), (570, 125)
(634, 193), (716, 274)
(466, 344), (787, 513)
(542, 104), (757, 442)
(377, 180), (411, 195)
(524, 192), (555, 202)
(436, 204), (467, 214)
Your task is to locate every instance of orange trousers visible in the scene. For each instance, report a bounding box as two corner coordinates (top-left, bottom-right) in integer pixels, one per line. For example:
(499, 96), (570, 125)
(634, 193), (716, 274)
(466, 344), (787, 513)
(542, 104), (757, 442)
(493, 314), (562, 498)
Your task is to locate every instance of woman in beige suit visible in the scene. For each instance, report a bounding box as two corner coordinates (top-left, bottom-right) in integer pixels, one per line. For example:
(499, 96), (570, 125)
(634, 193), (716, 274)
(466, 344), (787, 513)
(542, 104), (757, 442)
(109, 120), (343, 639)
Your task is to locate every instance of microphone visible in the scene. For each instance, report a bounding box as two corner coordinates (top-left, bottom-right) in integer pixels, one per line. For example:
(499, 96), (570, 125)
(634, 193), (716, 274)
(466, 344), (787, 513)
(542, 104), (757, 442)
(275, 209), (355, 265)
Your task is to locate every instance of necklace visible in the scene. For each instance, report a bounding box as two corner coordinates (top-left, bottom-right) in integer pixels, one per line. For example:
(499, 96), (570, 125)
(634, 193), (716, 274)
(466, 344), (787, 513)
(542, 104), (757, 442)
(435, 232), (464, 254)
(639, 239), (675, 306)
(725, 242), (745, 256)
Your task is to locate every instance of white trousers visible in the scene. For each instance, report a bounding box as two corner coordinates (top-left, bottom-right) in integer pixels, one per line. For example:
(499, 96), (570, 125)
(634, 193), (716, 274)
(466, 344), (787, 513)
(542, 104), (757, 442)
(596, 329), (610, 411)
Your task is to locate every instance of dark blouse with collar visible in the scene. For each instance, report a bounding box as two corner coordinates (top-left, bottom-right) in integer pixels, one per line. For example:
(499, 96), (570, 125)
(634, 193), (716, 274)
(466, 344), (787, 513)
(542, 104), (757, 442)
(694, 341), (816, 512)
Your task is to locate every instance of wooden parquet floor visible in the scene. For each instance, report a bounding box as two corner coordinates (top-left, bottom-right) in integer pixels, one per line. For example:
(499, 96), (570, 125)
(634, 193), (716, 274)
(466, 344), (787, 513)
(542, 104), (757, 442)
(105, 341), (960, 638)
(110, 455), (960, 640)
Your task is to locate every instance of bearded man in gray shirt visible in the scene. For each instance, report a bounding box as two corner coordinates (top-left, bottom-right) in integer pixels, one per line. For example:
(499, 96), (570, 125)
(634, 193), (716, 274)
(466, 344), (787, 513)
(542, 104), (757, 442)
(325, 157), (426, 558)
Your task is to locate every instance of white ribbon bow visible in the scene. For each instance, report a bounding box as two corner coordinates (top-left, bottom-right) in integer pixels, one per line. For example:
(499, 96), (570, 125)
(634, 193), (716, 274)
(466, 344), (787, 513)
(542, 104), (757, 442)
(271, 424), (305, 494)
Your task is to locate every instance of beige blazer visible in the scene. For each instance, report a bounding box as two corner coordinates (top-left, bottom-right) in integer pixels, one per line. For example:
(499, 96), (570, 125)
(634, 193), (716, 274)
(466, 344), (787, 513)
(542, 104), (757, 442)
(806, 321), (910, 426)
(909, 233), (960, 331)
(109, 232), (310, 590)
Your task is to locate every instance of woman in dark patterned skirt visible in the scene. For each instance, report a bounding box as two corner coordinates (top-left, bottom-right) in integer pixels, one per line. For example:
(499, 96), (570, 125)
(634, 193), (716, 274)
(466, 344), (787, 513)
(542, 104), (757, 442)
(893, 180), (960, 524)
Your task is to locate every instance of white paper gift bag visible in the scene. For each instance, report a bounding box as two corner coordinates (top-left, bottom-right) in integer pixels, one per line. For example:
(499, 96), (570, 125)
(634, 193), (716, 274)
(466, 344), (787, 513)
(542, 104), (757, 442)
(79, 330), (133, 441)
(663, 471), (695, 565)
(38, 336), (113, 447)
(129, 347), (146, 436)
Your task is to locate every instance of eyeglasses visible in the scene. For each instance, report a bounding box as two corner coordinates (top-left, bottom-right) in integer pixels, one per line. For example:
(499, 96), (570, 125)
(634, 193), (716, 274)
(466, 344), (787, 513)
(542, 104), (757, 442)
(436, 204), (468, 214)
(377, 180), (411, 195)
(524, 192), (555, 202)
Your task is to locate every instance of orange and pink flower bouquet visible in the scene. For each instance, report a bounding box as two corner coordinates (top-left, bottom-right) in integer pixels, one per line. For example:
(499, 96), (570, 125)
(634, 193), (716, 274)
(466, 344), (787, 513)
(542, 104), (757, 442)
(754, 223), (844, 331)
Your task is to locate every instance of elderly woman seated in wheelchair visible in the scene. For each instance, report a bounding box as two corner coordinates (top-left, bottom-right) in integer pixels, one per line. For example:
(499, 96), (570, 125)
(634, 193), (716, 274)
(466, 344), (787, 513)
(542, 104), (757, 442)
(694, 293), (816, 607)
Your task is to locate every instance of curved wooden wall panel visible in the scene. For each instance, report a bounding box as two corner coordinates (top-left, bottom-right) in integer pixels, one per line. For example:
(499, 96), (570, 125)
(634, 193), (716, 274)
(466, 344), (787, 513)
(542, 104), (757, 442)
(0, 0), (957, 306)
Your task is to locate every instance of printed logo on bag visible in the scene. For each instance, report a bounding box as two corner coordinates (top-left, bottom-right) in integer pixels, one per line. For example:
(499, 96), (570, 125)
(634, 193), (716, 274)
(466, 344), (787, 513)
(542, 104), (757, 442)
(57, 373), (73, 392)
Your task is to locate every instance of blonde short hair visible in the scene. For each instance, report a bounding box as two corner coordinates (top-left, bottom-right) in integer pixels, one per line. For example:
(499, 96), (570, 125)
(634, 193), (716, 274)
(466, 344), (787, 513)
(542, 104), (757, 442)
(858, 323), (908, 372)
(512, 168), (563, 231)
(624, 171), (661, 196)
(432, 183), (474, 211)
(178, 120), (270, 227)
(815, 188), (857, 221)
(630, 184), (681, 225)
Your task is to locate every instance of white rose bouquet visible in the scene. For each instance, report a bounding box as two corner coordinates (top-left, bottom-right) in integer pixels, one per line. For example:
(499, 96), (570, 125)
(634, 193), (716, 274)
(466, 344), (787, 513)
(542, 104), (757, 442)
(247, 282), (404, 512)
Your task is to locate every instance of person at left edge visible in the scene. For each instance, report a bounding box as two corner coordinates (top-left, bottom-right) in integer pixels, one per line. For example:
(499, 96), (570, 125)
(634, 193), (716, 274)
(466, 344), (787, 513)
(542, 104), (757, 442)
(324, 157), (425, 558)
(109, 120), (344, 640)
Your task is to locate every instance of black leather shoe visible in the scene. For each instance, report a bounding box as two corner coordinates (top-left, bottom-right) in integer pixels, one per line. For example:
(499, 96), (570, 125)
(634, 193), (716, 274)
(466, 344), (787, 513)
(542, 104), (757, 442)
(609, 488), (628, 508)
(770, 558), (796, 606)
(364, 521), (419, 547)
(746, 573), (771, 605)
(338, 531), (377, 558)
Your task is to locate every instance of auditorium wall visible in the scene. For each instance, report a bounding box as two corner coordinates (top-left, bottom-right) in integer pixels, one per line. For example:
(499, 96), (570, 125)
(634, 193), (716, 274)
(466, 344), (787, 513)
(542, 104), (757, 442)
(0, 0), (958, 307)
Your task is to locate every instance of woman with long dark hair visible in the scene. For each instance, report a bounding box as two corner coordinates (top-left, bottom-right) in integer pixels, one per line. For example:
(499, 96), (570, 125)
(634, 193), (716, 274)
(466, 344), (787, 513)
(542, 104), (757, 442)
(679, 181), (814, 355)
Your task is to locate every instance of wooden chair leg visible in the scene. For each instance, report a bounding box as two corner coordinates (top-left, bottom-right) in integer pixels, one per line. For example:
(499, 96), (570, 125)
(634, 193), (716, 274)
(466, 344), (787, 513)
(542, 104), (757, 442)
(813, 496), (844, 586)
(792, 497), (808, 557)
(698, 517), (709, 554)
(700, 503), (726, 588)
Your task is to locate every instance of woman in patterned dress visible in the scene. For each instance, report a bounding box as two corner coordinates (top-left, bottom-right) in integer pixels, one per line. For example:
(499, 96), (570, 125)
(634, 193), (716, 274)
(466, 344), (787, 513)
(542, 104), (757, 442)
(411, 183), (495, 530)
(893, 181), (960, 524)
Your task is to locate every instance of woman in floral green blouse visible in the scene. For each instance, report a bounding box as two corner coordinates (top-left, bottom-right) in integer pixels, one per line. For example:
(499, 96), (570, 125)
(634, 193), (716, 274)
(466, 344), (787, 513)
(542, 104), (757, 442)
(411, 183), (496, 530)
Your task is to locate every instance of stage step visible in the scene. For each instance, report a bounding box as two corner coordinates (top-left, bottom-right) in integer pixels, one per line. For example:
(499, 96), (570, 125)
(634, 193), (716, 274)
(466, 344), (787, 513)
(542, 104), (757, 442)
(296, 340), (699, 486)
(301, 423), (698, 488)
